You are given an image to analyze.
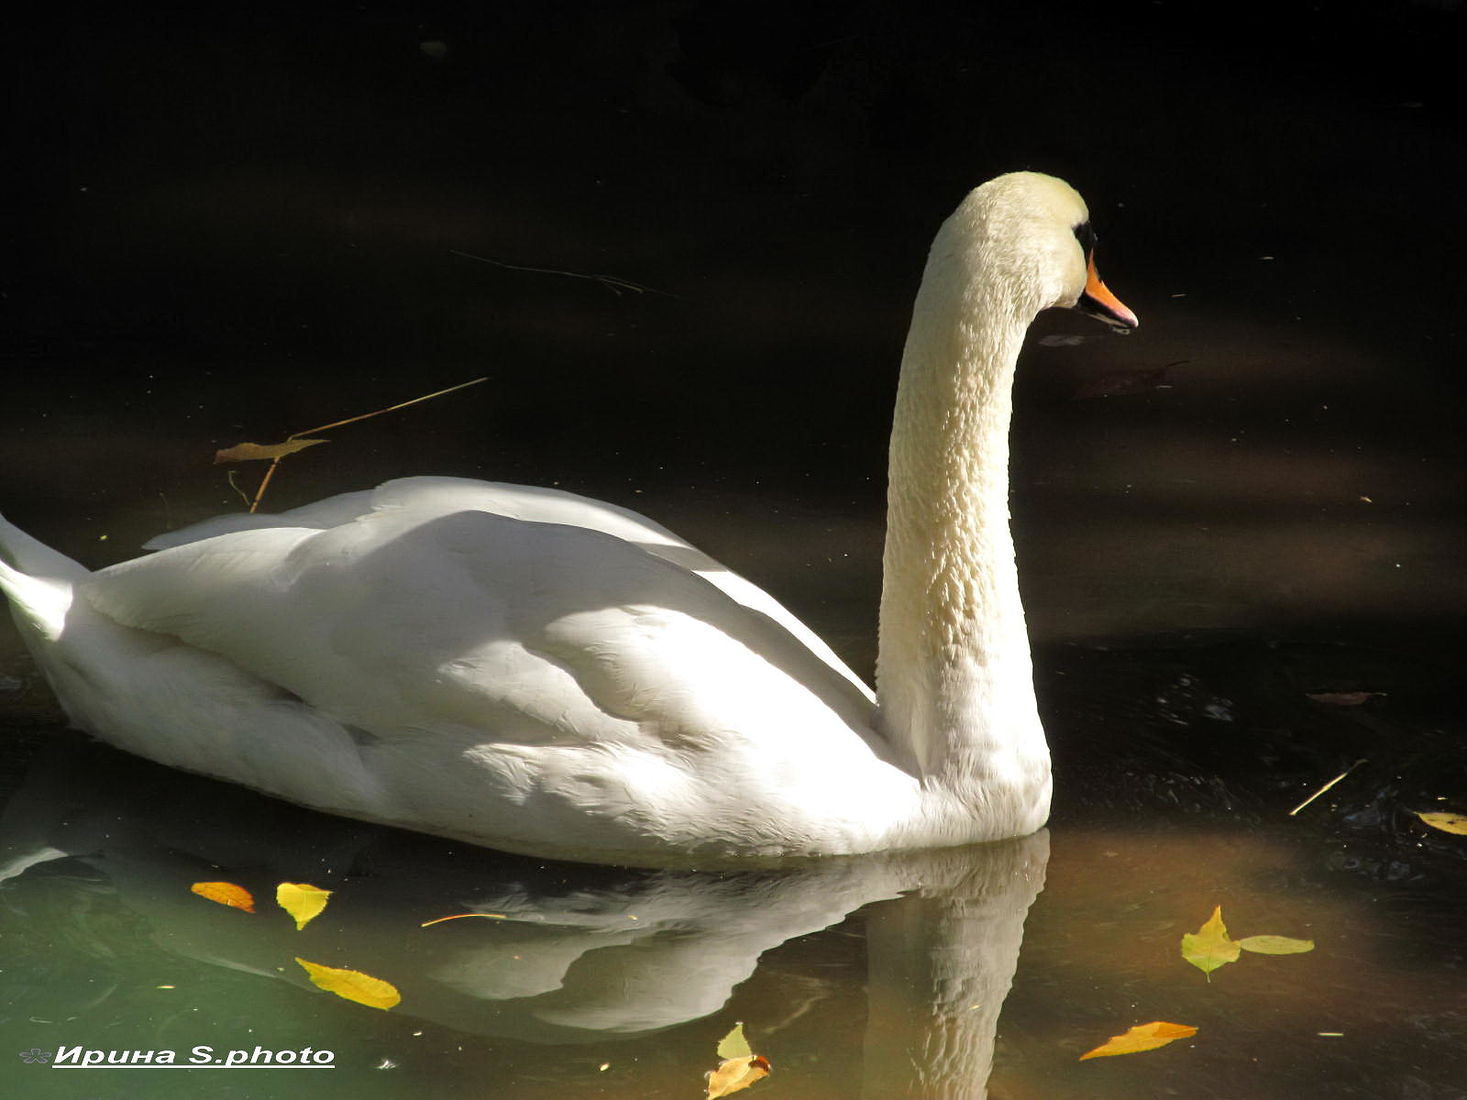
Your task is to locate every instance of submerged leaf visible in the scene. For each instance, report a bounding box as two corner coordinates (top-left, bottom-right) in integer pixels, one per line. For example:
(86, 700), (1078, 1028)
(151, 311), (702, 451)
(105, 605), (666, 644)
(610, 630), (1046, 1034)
(276, 882), (332, 930)
(214, 439), (328, 464)
(1071, 367), (1168, 400)
(1080, 1021), (1198, 1060)
(706, 1056), (771, 1097)
(1417, 812), (1467, 836)
(294, 958), (401, 1010)
(1181, 905), (1240, 978)
(1304, 691), (1381, 706)
(1236, 934), (1315, 955)
(190, 881), (256, 913)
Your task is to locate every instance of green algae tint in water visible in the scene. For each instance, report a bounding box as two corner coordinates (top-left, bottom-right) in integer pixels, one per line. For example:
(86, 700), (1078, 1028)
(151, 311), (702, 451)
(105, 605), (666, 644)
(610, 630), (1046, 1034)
(2, 732), (1465, 1099)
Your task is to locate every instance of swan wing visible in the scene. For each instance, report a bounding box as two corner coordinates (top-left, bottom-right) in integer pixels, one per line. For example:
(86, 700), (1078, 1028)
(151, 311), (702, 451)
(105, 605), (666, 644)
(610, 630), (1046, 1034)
(83, 485), (880, 761)
(146, 477), (874, 702)
(142, 490), (378, 548)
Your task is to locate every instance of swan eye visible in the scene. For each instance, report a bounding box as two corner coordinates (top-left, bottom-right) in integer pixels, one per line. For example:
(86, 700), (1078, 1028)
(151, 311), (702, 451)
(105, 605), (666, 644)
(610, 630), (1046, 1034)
(1072, 222), (1096, 257)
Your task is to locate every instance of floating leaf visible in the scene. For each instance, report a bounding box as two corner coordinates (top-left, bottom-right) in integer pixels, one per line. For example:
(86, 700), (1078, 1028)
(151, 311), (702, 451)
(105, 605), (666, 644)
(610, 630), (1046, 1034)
(1236, 935), (1315, 955)
(1181, 905), (1240, 979)
(717, 1022), (753, 1060)
(1417, 812), (1467, 836)
(420, 912), (509, 927)
(706, 1023), (770, 1097)
(214, 439), (328, 464)
(190, 881), (256, 913)
(706, 1055), (771, 1097)
(294, 958), (401, 1010)
(276, 882), (332, 930)
(1080, 1021), (1197, 1061)
(1305, 691), (1381, 706)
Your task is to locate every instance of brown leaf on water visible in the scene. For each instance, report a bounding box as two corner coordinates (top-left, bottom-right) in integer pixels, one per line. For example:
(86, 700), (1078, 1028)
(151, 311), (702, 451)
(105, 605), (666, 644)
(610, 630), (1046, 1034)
(1304, 691), (1382, 706)
(1181, 905), (1240, 979)
(276, 882), (332, 930)
(1079, 1021), (1198, 1061)
(705, 1023), (770, 1097)
(294, 958), (400, 1010)
(1235, 934), (1315, 955)
(190, 881), (256, 913)
(707, 1055), (771, 1097)
(1417, 812), (1467, 836)
(213, 439), (328, 464)
(226, 376), (486, 512)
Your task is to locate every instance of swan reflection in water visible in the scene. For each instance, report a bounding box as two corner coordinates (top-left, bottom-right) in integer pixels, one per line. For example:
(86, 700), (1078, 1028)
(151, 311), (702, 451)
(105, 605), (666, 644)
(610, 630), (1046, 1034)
(1, 737), (1047, 1097)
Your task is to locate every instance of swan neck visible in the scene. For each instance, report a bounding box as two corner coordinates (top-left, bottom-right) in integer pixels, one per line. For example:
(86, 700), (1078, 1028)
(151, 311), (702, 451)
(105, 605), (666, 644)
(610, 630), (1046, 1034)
(875, 223), (1049, 816)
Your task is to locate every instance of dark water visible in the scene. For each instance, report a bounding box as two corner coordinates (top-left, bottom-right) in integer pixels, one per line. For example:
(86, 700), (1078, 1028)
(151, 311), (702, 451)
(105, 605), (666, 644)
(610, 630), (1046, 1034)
(3, 3), (1465, 1097)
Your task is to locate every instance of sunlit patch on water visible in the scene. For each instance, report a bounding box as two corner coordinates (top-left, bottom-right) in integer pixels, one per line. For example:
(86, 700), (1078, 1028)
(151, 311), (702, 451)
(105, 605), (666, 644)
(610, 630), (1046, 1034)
(0, 715), (1462, 1099)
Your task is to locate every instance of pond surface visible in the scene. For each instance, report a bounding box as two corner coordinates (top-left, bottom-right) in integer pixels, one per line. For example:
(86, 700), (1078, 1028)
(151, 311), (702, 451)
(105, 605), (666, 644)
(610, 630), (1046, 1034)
(3, 543), (1463, 1097)
(1, 695), (1463, 1100)
(3, 3), (1465, 1097)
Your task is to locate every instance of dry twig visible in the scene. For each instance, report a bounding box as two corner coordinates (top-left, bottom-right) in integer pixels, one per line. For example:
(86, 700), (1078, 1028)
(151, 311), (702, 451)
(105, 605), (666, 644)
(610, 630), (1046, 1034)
(1288, 758), (1368, 817)
(215, 377), (486, 513)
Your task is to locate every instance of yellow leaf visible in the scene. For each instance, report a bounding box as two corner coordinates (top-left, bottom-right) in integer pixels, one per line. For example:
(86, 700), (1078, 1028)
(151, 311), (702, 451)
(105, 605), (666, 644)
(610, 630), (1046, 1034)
(213, 439), (328, 464)
(276, 882), (332, 931)
(717, 1022), (753, 1060)
(294, 958), (401, 1010)
(1236, 935), (1315, 955)
(706, 1055), (771, 1097)
(1417, 812), (1467, 836)
(1181, 905), (1240, 978)
(1079, 1021), (1198, 1061)
(190, 881), (256, 913)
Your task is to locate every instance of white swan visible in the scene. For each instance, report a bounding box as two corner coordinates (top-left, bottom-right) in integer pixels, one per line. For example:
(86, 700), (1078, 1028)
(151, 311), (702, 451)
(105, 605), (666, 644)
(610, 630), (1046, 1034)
(0, 172), (1136, 867)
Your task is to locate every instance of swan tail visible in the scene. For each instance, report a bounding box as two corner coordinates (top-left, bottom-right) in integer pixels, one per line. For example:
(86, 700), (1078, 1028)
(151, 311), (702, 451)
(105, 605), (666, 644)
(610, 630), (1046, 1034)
(0, 515), (88, 642)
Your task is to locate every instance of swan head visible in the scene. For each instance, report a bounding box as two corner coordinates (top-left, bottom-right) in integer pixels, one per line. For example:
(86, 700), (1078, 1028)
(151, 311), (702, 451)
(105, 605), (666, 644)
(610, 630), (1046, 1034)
(960, 172), (1139, 332)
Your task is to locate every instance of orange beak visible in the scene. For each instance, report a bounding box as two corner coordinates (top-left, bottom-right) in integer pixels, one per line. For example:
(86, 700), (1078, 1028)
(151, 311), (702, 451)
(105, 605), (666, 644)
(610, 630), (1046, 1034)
(1078, 253), (1138, 331)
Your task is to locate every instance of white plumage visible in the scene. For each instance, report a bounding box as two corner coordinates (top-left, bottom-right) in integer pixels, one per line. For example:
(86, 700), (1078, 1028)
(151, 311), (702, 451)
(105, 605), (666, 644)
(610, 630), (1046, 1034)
(0, 172), (1136, 867)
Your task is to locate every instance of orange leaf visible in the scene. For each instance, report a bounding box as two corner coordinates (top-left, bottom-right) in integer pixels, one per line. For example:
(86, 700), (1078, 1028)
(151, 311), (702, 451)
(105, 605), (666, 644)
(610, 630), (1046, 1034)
(294, 958), (401, 1010)
(190, 881), (256, 913)
(706, 1055), (772, 1097)
(213, 439), (328, 464)
(276, 882), (332, 930)
(1079, 1021), (1198, 1061)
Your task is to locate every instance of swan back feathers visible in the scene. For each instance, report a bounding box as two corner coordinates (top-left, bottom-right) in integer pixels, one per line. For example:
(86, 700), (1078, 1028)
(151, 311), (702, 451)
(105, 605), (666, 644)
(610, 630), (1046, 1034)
(0, 171), (1131, 864)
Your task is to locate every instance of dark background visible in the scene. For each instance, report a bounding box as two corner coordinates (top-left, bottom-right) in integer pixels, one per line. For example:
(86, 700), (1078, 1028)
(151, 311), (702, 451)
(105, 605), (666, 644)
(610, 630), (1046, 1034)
(4, 13), (1465, 1092)
(2, 0), (1464, 674)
